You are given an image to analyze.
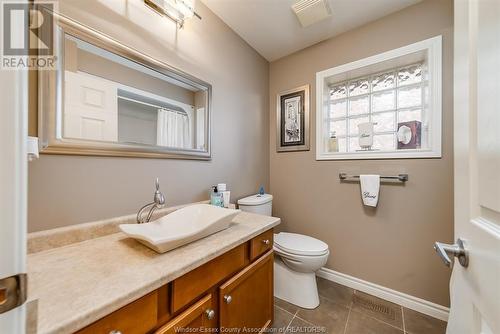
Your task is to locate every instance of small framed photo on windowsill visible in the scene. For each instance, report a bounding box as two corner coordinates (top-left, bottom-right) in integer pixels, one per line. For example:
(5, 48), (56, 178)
(276, 85), (310, 152)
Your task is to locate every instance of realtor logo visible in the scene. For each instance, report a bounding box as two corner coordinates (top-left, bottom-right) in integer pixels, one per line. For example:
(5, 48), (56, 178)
(1, 1), (56, 69)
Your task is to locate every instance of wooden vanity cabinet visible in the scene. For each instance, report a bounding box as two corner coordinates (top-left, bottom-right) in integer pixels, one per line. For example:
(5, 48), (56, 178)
(76, 229), (274, 334)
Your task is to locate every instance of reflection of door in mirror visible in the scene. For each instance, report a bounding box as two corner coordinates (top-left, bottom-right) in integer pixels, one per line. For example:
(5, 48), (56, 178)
(62, 33), (207, 150)
(64, 71), (118, 142)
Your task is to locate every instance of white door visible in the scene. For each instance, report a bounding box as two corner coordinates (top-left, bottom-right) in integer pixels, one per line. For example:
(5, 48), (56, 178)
(443, 1), (500, 333)
(64, 71), (118, 141)
(0, 69), (28, 331)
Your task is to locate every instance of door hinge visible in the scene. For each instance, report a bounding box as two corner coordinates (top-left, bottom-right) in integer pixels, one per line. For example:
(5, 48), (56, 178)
(0, 274), (27, 314)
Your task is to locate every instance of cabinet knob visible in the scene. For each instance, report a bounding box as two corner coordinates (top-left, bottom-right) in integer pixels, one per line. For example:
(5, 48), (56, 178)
(109, 331), (122, 334)
(223, 295), (232, 304)
(262, 239), (270, 245)
(205, 309), (215, 320)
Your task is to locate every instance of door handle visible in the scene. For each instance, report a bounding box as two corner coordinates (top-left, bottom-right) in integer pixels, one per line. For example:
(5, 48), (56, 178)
(0, 274), (27, 314)
(434, 238), (468, 268)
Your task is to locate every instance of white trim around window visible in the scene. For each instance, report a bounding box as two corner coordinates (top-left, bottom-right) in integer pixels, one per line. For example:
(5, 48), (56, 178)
(315, 35), (442, 160)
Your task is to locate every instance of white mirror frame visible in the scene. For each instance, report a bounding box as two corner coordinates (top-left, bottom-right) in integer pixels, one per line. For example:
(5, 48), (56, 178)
(38, 10), (212, 160)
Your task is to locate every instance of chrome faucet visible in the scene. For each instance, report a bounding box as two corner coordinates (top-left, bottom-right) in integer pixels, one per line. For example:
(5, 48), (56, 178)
(137, 178), (166, 224)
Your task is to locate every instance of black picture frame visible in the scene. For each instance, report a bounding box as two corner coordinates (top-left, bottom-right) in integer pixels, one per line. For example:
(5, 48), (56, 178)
(276, 85), (310, 152)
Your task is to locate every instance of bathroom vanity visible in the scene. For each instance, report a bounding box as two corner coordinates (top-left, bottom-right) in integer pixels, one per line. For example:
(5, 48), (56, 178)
(27, 206), (279, 334)
(78, 229), (274, 334)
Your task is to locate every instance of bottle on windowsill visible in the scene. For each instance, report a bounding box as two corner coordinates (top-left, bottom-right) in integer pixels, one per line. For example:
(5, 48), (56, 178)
(328, 132), (338, 152)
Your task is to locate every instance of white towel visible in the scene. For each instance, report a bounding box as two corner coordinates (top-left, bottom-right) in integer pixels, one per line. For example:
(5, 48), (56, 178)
(360, 175), (380, 207)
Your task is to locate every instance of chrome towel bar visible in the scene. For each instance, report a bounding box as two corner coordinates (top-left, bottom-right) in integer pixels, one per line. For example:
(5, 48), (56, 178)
(339, 173), (409, 182)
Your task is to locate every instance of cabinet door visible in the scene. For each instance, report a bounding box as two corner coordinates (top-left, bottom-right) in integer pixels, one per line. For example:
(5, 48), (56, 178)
(219, 251), (273, 332)
(155, 294), (216, 334)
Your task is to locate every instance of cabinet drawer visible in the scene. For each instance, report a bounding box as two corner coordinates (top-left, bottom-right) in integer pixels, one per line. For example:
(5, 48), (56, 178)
(171, 244), (247, 313)
(76, 291), (158, 334)
(250, 229), (273, 261)
(155, 294), (215, 334)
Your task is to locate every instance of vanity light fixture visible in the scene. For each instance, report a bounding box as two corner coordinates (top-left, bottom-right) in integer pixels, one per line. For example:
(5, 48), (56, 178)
(145, 0), (201, 28)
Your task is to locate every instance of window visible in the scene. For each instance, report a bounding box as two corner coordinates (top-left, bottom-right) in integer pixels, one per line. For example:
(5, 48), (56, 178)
(316, 36), (442, 160)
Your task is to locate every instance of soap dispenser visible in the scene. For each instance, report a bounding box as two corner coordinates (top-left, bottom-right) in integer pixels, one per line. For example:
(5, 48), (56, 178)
(217, 183), (231, 208)
(210, 185), (224, 207)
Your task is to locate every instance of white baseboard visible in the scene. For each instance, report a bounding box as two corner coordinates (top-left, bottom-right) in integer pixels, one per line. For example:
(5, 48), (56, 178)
(317, 267), (449, 322)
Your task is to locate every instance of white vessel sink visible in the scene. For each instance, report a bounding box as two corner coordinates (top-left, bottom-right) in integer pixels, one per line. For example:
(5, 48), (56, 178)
(119, 204), (241, 253)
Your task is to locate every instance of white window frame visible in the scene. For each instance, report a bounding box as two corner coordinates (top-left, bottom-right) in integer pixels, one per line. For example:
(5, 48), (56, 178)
(315, 35), (442, 160)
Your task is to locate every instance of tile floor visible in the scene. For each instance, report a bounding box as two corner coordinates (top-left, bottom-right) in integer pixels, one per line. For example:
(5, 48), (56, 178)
(272, 277), (447, 334)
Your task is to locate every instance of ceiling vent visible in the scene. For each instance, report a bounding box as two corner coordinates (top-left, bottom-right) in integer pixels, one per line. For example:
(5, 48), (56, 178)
(292, 0), (332, 27)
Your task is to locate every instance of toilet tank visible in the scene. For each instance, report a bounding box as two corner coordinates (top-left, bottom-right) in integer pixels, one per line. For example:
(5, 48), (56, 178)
(237, 194), (273, 216)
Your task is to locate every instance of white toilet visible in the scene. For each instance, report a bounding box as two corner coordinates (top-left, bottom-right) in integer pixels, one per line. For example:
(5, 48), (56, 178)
(238, 194), (329, 309)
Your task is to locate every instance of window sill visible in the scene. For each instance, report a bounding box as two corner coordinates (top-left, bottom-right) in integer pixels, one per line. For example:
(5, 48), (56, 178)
(316, 148), (441, 160)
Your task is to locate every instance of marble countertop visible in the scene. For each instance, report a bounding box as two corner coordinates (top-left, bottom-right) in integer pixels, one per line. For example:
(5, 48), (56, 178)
(27, 211), (280, 334)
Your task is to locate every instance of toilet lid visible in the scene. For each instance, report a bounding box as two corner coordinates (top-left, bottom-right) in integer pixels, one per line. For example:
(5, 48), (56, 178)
(274, 232), (329, 256)
(238, 194), (273, 206)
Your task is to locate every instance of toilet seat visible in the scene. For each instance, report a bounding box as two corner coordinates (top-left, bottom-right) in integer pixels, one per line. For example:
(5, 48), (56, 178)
(274, 232), (329, 257)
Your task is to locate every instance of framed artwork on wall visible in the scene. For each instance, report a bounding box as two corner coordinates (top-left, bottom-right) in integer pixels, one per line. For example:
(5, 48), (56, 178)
(276, 85), (310, 152)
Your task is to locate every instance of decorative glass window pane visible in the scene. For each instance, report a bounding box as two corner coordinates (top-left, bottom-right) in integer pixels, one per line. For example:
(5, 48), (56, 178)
(330, 100), (347, 118)
(335, 137), (347, 153)
(398, 86), (422, 108)
(348, 136), (361, 152)
(372, 72), (395, 91)
(348, 78), (369, 96)
(398, 64), (422, 86)
(330, 120), (347, 137)
(349, 116), (369, 135)
(330, 84), (347, 100)
(373, 134), (395, 151)
(349, 96), (369, 115)
(399, 109), (422, 122)
(372, 90), (395, 112)
(373, 112), (396, 132)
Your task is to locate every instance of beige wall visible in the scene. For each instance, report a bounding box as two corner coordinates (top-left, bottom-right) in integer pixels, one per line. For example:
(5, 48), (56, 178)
(269, 0), (453, 306)
(28, 0), (269, 231)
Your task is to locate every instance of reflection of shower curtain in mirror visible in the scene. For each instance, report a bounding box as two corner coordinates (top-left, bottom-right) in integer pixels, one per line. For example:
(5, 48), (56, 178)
(156, 108), (190, 148)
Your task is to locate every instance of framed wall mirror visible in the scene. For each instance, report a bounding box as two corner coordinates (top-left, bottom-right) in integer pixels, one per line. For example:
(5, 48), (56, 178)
(38, 10), (212, 159)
